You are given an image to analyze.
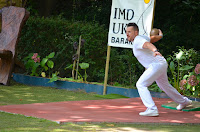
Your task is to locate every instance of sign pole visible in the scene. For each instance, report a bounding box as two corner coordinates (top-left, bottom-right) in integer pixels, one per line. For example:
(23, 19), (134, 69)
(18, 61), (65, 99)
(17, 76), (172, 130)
(151, 0), (156, 28)
(75, 35), (82, 79)
(103, 46), (111, 95)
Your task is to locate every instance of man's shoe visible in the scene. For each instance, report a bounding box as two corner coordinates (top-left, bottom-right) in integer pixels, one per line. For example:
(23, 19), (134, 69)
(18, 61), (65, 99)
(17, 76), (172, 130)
(176, 99), (192, 111)
(139, 108), (159, 116)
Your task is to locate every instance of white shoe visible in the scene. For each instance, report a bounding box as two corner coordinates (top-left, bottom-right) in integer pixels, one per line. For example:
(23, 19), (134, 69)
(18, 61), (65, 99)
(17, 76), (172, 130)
(176, 99), (192, 111)
(139, 108), (159, 116)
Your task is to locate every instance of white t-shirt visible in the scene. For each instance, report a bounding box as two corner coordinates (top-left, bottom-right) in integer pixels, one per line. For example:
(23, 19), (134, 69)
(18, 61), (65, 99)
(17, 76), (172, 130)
(133, 35), (166, 68)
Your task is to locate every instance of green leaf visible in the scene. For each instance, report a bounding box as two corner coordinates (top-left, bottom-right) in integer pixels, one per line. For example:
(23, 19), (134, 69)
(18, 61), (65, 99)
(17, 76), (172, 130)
(44, 66), (48, 71)
(65, 64), (73, 70)
(25, 59), (35, 69)
(187, 83), (191, 89)
(183, 75), (189, 80)
(31, 63), (40, 76)
(79, 63), (89, 69)
(47, 60), (54, 69)
(179, 65), (194, 71)
(23, 53), (33, 62)
(49, 76), (59, 83)
(41, 58), (48, 67)
(32, 63), (40, 71)
(47, 52), (55, 59)
(197, 75), (200, 81)
(194, 90), (198, 96)
(169, 61), (175, 72)
(48, 72), (59, 83)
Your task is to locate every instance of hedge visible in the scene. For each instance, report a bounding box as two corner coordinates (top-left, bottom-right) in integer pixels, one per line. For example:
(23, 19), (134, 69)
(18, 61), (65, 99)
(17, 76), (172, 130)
(17, 16), (143, 86)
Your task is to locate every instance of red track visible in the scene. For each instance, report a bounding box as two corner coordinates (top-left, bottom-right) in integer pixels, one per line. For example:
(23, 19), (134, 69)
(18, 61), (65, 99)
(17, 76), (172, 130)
(0, 98), (200, 124)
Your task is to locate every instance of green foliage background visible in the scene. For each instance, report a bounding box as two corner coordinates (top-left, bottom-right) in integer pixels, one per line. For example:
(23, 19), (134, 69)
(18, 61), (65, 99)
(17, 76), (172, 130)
(17, 16), (107, 82)
(153, 0), (200, 55)
(17, 16), (143, 86)
(16, 0), (200, 87)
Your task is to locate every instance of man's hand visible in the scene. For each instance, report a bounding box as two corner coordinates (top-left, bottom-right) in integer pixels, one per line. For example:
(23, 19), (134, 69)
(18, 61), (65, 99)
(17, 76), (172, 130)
(143, 42), (163, 57)
(150, 29), (163, 43)
(153, 51), (162, 57)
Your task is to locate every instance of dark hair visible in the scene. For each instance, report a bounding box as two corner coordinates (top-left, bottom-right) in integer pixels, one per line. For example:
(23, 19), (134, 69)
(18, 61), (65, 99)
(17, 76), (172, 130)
(127, 23), (139, 32)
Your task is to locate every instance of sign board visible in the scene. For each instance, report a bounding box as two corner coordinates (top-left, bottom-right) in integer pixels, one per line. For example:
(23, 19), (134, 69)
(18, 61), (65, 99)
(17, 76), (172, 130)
(108, 0), (156, 48)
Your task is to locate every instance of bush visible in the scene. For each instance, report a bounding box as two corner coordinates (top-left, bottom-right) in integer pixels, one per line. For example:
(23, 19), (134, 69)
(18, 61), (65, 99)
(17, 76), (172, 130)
(17, 16), (108, 81)
(166, 47), (200, 97)
(17, 16), (144, 85)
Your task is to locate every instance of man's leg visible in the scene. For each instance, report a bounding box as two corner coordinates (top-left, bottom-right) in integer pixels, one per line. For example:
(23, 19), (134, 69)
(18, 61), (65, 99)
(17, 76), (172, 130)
(136, 63), (165, 110)
(156, 71), (191, 109)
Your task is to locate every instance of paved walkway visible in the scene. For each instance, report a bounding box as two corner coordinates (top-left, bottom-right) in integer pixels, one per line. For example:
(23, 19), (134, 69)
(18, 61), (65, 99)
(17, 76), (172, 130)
(0, 97), (200, 124)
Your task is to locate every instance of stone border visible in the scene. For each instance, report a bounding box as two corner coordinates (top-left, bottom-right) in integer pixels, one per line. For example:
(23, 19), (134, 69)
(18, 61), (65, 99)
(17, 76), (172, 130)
(12, 73), (199, 101)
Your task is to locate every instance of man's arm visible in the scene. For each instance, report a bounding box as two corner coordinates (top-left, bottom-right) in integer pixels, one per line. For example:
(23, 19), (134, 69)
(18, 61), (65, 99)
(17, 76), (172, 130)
(150, 29), (163, 43)
(143, 42), (162, 56)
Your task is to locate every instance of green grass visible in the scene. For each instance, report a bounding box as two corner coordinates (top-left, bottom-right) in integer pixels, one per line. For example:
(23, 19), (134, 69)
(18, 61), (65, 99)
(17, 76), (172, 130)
(0, 79), (199, 132)
(95, 94), (129, 99)
(0, 80), (104, 106)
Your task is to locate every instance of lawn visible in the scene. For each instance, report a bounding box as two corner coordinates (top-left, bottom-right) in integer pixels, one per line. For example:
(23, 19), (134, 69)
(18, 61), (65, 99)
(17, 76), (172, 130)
(0, 79), (199, 132)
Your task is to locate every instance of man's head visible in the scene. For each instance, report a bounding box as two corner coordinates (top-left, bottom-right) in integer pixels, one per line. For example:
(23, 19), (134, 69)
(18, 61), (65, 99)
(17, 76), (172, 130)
(126, 23), (139, 42)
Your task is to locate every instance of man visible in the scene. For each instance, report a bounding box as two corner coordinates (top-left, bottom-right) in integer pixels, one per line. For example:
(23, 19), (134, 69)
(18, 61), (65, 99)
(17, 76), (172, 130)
(126, 23), (192, 116)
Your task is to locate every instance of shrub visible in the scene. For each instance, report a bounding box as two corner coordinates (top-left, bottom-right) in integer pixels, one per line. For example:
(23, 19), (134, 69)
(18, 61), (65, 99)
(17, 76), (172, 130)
(17, 16), (108, 81)
(17, 16), (144, 85)
(167, 47), (200, 97)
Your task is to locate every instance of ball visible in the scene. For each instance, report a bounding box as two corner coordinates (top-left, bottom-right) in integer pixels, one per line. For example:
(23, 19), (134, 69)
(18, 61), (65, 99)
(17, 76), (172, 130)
(150, 28), (159, 36)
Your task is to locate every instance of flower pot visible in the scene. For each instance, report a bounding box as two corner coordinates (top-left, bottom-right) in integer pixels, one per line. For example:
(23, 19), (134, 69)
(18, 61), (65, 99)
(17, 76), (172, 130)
(13, 73), (180, 99)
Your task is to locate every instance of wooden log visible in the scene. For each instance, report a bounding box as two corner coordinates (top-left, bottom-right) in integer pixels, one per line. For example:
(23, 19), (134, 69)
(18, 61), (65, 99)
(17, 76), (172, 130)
(0, 6), (29, 85)
(0, 50), (12, 59)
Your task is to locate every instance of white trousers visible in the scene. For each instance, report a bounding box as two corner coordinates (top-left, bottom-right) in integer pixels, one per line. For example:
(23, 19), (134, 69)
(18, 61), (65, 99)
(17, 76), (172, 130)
(136, 61), (189, 110)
